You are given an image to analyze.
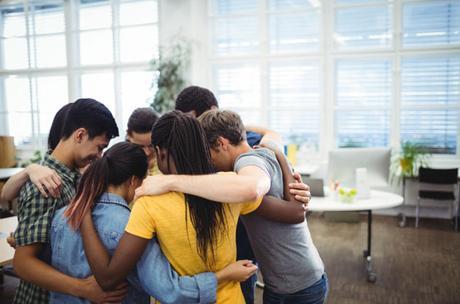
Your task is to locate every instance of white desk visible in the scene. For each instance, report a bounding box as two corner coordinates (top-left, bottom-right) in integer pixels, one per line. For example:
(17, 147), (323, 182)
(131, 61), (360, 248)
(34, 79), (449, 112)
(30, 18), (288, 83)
(0, 168), (23, 180)
(308, 190), (403, 283)
(0, 216), (17, 267)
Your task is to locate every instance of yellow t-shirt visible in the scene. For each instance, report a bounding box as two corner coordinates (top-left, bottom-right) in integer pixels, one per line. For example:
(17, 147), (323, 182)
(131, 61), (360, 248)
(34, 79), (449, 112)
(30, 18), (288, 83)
(126, 191), (262, 304)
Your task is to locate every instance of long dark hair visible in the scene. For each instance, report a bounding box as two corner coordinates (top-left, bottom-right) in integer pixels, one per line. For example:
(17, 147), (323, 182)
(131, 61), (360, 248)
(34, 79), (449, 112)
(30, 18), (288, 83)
(151, 110), (227, 267)
(65, 142), (148, 230)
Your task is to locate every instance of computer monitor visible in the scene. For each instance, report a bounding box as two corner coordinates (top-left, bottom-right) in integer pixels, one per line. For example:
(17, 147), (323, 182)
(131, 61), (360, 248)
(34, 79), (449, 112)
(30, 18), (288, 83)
(328, 147), (391, 190)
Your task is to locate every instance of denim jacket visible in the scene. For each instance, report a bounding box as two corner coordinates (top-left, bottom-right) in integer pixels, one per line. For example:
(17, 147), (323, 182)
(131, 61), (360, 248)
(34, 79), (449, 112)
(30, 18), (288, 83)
(50, 193), (217, 304)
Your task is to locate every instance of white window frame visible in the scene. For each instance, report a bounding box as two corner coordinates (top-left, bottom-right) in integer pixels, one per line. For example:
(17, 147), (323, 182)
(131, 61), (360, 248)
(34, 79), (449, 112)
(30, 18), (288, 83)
(0, 0), (159, 150)
(208, 0), (460, 160)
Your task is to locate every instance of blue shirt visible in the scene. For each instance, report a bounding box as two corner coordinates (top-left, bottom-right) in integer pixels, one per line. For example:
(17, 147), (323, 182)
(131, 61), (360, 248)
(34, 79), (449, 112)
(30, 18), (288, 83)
(246, 131), (262, 147)
(50, 193), (217, 304)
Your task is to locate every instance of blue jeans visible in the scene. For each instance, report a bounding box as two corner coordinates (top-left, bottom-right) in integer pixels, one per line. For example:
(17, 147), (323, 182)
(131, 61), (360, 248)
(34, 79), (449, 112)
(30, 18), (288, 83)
(263, 273), (328, 304)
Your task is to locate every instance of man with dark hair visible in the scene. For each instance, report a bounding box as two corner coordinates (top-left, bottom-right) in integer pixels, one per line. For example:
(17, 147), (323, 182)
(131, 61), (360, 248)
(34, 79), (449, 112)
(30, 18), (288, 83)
(126, 107), (159, 174)
(198, 110), (327, 304)
(13, 98), (121, 304)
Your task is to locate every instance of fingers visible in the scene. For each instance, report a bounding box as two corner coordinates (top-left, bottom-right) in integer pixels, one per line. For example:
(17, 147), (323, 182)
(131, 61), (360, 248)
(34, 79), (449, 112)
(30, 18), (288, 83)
(103, 283), (129, 303)
(288, 182), (310, 191)
(35, 183), (48, 198)
(289, 188), (310, 197)
(294, 194), (310, 205)
(42, 178), (59, 198)
(293, 172), (303, 183)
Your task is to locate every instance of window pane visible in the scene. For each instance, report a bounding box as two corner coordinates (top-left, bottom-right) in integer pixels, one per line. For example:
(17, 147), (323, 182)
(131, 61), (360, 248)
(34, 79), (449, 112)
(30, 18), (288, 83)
(81, 73), (115, 112)
(31, 3), (65, 35)
(401, 57), (460, 106)
(336, 110), (390, 147)
(2, 38), (29, 69)
(334, 5), (392, 49)
(401, 56), (460, 154)
(403, 1), (460, 47)
(120, 0), (158, 25)
(211, 0), (258, 16)
(120, 71), (156, 128)
(120, 25), (158, 63)
(80, 30), (113, 65)
(269, 0), (320, 11)
(5, 77), (31, 112)
(335, 59), (392, 147)
(270, 62), (320, 108)
(35, 76), (68, 137)
(401, 110), (458, 154)
(213, 17), (259, 55)
(214, 65), (261, 109)
(2, 6), (26, 37)
(79, 0), (112, 30)
(231, 110), (262, 126)
(270, 110), (320, 147)
(32, 35), (67, 68)
(269, 10), (320, 53)
(4, 77), (33, 145)
(336, 60), (392, 107)
(336, 0), (388, 4)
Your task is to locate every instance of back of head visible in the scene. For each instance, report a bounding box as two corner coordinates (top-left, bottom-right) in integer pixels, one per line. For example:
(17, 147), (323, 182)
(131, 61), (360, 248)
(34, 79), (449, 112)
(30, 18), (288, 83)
(198, 109), (246, 147)
(175, 86), (219, 117)
(151, 110), (226, 267)
(62, 98), (119, 141)
(48, 103), (73, 151)
(151, 110), (215, 175)
(65, 142), (148, 230)
(127, 107), (159, 135)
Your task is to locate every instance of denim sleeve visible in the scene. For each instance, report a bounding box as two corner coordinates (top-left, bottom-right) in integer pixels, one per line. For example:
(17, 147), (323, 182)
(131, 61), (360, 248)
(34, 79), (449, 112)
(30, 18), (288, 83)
(135, 238), (217, 304)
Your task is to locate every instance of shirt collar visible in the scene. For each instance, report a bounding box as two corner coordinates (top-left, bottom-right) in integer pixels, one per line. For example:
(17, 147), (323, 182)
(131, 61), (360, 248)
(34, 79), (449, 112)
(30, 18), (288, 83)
(42, 153), (80, 184)
(98, 192), (130, 210)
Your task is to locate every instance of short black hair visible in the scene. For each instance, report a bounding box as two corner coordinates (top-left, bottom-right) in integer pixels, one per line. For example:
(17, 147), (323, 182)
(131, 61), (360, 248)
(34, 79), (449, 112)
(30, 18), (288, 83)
(175, 86), (219, 117)
(48, 103), (73, 151)
(127, 107), (159, 134)
(62, 98), (119, 140)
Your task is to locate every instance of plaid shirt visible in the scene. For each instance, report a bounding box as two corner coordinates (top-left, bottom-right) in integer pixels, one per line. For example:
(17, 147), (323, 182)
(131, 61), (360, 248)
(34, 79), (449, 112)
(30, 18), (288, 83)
(14, 153), (80, 304)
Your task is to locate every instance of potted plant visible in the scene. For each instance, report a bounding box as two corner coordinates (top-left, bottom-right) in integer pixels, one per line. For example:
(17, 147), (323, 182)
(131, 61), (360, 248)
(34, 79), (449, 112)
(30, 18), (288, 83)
(149, 39), (190, 114)
(390, 141), (430, 185)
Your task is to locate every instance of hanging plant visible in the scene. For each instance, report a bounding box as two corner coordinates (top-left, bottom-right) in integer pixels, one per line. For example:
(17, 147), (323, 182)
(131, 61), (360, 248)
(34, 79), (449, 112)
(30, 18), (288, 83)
(149, 39), (191, 114)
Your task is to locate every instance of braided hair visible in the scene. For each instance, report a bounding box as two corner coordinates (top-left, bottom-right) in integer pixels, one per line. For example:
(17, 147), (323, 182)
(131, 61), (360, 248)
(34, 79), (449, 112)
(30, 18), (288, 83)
(151, 110), (228, 267)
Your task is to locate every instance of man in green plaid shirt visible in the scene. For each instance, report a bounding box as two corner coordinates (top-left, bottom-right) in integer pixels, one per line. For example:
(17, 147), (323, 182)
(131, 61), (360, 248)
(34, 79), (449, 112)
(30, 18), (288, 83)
(13, 99), (120, 304)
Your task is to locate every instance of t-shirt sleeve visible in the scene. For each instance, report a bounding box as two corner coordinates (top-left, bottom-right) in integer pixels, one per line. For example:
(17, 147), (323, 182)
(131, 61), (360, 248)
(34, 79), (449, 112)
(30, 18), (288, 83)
(240, 197), (263, 215)
(125, 197), (156, 239)
(15, 191), (59, 246)
(234, 153), (273, 178)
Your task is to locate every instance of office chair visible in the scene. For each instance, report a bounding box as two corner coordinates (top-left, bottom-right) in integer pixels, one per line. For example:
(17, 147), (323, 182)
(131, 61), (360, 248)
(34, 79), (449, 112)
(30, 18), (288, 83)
(416, 167), (459, 231)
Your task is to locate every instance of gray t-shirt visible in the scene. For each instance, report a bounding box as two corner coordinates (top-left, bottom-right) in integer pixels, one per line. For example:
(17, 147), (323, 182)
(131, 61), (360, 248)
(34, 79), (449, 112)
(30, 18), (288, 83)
(234, 148), (324, 294)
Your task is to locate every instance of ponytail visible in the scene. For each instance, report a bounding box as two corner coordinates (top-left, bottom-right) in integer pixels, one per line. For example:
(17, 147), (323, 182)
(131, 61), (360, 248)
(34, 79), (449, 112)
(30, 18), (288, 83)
(65, 142), (148, 230)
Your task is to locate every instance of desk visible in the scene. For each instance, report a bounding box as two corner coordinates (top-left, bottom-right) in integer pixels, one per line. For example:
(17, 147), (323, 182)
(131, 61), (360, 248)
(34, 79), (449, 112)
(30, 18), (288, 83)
(0, 216), (17, 267)
(309, 190), (403, 283)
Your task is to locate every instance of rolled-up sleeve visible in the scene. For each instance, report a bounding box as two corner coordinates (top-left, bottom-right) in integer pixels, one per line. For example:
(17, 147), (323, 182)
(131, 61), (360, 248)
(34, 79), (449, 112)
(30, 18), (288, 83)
(135, 238), (217, 304)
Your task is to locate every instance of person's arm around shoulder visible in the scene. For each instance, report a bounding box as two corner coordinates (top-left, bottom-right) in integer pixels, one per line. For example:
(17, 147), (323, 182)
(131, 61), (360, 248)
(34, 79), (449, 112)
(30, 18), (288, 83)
(135, 166), (271, 204)
(245, 125), (283, 149)
(1, 164), (61, 201)
(253, 146), (310, 224)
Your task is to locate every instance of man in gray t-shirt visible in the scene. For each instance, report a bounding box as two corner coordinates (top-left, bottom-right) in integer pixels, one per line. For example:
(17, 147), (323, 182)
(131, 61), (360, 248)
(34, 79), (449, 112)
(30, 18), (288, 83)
(198, 110), (328, 303)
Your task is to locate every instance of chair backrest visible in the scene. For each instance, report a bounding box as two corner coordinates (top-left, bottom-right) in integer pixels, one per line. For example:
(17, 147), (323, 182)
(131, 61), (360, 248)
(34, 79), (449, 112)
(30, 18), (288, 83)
(418, 167), (458, 185)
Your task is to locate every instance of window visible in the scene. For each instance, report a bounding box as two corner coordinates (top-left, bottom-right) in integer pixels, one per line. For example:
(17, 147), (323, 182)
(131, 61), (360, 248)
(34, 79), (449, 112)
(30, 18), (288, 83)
(210, 0), (460, 156)
(0, 0), (158, 147)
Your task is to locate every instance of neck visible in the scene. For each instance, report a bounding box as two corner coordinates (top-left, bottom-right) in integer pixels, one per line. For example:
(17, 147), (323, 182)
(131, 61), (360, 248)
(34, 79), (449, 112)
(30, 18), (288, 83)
(51, 140), (75, 169)
(230, 141), (252, 163)
(107, 184), (129, 202)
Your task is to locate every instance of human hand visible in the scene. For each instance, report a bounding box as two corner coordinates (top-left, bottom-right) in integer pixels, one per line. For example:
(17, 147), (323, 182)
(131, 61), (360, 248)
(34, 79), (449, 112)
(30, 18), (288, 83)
(7, 233), (16, 249)
(80, 275), (128, 304)
(289, 176), (311, 207)
(27, 164), (61, 198)
(134, 175), (174, 201)
(216, 260), (258, 283)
